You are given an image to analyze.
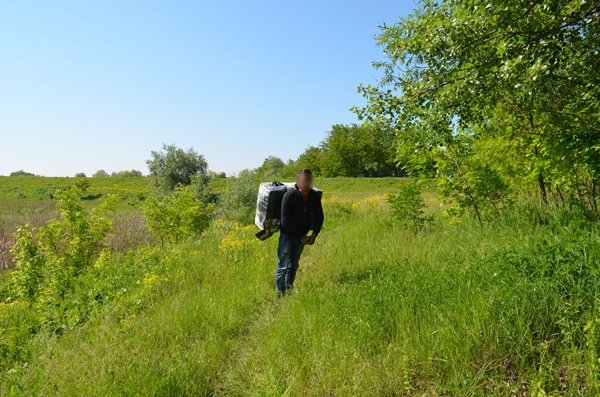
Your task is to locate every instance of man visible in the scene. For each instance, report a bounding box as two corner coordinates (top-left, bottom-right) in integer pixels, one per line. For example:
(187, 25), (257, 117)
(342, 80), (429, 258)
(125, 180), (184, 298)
(275, 168), (324, 297)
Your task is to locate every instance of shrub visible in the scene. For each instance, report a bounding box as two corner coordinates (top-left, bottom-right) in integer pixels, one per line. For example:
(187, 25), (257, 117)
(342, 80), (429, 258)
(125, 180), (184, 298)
(8, 182), (118, 330)
(386, 181), (433, 232)
(218, 170), (259, 224)
(143, 184), (213, 244)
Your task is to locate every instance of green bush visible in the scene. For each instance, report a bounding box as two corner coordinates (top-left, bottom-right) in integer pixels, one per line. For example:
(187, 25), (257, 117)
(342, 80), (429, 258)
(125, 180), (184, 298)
(386, 181), (433, 232)
(218, 170), (259, 225)
(143, 184), (213, 244)
(8, 182), (117, 331)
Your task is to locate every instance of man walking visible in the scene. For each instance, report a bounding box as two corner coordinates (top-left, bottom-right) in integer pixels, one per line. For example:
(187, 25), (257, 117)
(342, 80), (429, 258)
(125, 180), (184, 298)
(275, 168), (324, 297)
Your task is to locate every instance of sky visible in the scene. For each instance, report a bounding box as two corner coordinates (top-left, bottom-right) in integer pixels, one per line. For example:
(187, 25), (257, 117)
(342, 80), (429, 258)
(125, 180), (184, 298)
(0, 1), (416, 177)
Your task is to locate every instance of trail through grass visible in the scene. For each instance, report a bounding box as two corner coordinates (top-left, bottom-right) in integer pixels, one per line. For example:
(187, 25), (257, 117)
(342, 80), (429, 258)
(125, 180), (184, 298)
(2, 182), (600, 395)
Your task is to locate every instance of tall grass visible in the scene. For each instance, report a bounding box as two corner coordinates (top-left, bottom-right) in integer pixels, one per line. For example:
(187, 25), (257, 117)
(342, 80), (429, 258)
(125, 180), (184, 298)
(1, 179), (599, 395)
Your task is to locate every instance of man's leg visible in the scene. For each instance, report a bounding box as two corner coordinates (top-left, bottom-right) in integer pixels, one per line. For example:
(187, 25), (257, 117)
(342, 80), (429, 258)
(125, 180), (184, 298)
(284, 237), (304, 294)
(275, 233), (291, 297)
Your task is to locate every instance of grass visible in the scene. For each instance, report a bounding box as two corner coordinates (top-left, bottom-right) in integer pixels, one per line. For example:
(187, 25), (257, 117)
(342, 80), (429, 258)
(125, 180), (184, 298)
(0, 175), (149, 201)
(0, 177), (599, 395)
(0, 176), (153, 269)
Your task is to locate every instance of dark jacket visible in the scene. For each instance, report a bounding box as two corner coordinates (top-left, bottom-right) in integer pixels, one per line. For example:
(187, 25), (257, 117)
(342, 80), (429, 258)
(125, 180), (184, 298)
(280, 183), (324, 239)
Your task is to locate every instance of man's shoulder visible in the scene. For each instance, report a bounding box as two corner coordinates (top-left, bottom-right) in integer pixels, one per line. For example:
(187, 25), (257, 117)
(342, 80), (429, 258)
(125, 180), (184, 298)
(282, 187), (297, 200)
(284, 186), (297, 195)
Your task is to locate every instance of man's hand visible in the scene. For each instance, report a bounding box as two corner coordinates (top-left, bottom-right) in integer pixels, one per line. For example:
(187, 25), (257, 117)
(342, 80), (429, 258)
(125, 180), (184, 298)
(300, 235), (310, 245)
(306, 234), (317, 245)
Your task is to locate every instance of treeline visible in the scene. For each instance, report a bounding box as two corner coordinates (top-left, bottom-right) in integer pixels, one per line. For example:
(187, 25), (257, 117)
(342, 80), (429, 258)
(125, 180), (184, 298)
(254, 123), (405, 180)
(90, 169), (144, 178)
(354, 0), (599, 221)
(6, 169), (145, 178)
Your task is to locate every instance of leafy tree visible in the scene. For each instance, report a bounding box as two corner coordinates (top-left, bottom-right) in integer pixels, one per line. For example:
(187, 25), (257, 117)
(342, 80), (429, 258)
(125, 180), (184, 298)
(256, 156), (285, 179)
(294, 146), (324, 176)
(208, 170), (227, 178)
(145, 143), (209, 197)
(74, 172), (87, 178)
(319, 123), (401, 177)
(273, 123), (402, 179)
(9, 170), (35, 177)
(355, 0), (600, 218)
(92, 170), (109, 178)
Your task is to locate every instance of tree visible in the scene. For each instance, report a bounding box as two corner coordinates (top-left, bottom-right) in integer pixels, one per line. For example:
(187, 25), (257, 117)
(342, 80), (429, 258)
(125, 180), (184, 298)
(256, 156), (285, 179)
(295, 146), (324, 176)
(208, 170), (227, 178)
(9, 170), (35, 177)
(92, 170), (109, 178)
(145, 143), (209, 198)
(319, 123), (401, 177)
(354, 0), (600, 218)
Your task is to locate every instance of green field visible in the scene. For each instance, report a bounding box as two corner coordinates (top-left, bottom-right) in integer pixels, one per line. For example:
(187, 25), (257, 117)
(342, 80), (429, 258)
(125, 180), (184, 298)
(0, 176), (598, 396)
(2, 0), (597, 394)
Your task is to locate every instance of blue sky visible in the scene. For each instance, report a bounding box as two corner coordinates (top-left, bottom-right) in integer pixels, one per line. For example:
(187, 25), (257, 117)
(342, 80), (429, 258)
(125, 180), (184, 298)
(0, 1), (415, 176)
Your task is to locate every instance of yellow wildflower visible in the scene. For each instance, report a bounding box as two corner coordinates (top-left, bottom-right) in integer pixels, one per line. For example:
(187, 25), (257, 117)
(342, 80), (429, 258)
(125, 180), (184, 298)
(351, 194), (388, 209)
(136, 272), (169, 286)
(219, 223), (258, 252)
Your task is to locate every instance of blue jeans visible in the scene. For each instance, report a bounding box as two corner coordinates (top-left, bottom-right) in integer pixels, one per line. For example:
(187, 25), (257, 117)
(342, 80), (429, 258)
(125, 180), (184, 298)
(275, 232), (305, 293)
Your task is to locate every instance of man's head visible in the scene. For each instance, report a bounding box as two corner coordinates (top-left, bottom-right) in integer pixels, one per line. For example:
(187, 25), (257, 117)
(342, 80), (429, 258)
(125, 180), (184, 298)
(296, 168), (313, 192)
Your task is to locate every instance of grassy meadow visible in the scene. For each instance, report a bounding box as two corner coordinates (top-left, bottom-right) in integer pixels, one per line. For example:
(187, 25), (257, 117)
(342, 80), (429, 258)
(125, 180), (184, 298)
(0, 176), (599, 395)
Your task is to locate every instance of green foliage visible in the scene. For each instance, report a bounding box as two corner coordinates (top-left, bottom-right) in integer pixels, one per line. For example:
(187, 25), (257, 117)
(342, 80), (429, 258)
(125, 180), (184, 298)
(319, 123), (401, 177)
(0, 242), (172, 378)
(355, 0), (600, 218)
(279, 146), (325, 178)
(255, 156), (285, 179)
(217, 169), (259, 224)
(279, 123), (402, 178)
(9, 170), (35, 177)
(143, 184), (213, 244)
(208, 170), (227, 178)
(7, 181), (117, 331)
(92, 169), (109, 178)
(110, 169), (143, 178)
(9, 227), (43, 302)
(2, 178), (600, 394)
(386, 181), (433, 232)
(293, 146), (324, 176)
(435, 133), (512, 221)
(146, 143), (209, 197)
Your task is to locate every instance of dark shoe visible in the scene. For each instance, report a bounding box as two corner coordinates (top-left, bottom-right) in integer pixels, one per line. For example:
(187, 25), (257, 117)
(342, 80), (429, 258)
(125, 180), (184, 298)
(276, 290), (284, 298)
(284, 285), (293, 296)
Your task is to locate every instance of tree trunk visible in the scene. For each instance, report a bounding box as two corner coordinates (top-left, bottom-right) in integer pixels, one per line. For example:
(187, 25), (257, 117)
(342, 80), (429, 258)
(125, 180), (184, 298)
(538, 173), (548, 206)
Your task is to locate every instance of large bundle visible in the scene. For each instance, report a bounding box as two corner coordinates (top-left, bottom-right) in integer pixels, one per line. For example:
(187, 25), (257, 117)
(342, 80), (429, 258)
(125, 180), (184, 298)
(254, 181), (321, 240)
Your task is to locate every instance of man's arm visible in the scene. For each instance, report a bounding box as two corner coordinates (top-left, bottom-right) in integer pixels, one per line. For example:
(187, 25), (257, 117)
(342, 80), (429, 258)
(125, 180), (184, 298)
(309, 194), (324, 241)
